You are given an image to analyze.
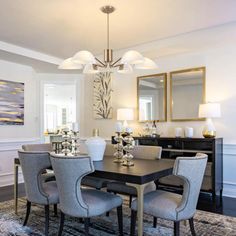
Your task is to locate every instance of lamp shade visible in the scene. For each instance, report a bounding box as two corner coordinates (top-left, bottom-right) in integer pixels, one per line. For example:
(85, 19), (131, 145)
(120, 50), (144, 65)
(199, 103), (221, 118)
(135, 57), (157, 69)
(58, 58), (83, 69)
(117, 108), (134, 121)
(73, 50), (96, 64)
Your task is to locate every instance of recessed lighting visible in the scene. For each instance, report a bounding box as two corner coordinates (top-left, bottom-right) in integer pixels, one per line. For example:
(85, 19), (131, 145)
(160, 80), (164, 82)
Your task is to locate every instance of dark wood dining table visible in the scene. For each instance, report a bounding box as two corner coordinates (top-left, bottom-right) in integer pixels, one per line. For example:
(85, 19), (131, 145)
(14, 155), (174, 236)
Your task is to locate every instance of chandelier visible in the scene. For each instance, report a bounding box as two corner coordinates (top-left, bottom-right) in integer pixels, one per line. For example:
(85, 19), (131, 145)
(59, 5), (157, 74)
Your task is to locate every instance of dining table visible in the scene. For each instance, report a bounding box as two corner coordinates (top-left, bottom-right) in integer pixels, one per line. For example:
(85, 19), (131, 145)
(14, 155), (174, 236)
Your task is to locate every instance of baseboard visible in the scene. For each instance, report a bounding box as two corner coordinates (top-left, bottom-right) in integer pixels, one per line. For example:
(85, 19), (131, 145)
(0, 172), (24, 187)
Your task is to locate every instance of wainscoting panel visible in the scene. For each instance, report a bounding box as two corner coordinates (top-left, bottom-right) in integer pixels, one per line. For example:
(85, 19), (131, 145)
(223, 144), (236, 198)
(0, 138), (41, 187)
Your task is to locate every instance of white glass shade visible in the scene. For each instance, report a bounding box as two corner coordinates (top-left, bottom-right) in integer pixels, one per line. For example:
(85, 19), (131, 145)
(199, 103), (221, 118)
(73, 50), (96, 64)
(117, 108), (134, 121)
(83, 64), (99, 74)
(135, 57), (157, 69)
(121, 50), (144, 64)
(117, 64), (133, 74)
(58, 58), (83, 69)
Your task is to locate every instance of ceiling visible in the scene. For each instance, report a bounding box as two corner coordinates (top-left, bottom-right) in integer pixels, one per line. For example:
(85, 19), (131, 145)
(0, 0), (236, 60)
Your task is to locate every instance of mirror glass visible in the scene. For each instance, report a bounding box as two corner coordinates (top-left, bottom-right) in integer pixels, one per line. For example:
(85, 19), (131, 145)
(137, 73), (167, 122)
(170, 67), (205, 121)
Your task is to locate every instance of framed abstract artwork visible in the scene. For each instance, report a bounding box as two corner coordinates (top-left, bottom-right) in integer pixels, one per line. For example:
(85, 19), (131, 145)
(0, 79), (24, 125)
(93, 72), (113, 119)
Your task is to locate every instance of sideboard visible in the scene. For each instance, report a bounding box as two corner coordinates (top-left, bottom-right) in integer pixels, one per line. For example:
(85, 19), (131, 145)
(132, 137), (223, 198)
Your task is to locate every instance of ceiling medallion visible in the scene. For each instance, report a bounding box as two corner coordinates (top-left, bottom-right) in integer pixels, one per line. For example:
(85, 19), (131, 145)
(59, 5), (157, 74)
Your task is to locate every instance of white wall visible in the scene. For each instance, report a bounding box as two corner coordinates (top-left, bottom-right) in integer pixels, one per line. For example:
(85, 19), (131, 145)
(0, 60), (40, 186)
(0, 66), (83, 187)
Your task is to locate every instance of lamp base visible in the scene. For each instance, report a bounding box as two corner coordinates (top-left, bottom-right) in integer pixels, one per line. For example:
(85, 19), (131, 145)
(202, 130), (216, 138)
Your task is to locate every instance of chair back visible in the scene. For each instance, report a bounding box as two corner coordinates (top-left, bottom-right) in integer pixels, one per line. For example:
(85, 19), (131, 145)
(173, 153), (208, 220)
(104, 143), (115, 156)
(18, 150), (52, 204)
(50, 154), (94, 217)
(130, 145), (162, 160)
(22, 143), (53, 152)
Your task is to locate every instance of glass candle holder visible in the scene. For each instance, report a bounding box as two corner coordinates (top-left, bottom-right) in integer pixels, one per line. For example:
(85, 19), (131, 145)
(123, 132), (134, 166)
(113, 132), (124, 163)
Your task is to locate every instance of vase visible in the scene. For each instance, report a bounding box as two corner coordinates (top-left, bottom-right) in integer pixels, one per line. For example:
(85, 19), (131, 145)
(85, 129), (106, 161)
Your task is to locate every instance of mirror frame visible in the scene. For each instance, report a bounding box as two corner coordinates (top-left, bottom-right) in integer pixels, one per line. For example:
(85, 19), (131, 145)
(137, 73), (167, 122)
(170, 67), (206, 122)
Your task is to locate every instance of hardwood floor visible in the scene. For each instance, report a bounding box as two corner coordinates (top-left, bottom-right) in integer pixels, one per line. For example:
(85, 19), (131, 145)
(0, 184), (235, 218)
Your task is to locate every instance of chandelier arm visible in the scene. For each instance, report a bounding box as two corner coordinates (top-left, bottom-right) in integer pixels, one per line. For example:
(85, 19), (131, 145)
(111, 57), (122, 67)
(95, 57), (106, 67)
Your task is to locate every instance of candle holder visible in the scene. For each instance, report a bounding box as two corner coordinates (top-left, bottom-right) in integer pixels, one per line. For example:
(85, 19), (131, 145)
(71, 131), (80, 155)
(113, 132), (124, 163)
(122, 132), (134, 166)
(61, 130), (72, 156)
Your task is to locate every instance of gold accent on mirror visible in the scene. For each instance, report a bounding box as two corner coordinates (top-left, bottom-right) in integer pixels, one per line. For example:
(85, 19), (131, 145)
(137, 73), (167, 122)
(170, 67), (206, 121)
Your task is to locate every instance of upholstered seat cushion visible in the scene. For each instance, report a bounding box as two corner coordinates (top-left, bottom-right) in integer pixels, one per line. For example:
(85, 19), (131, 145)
(131, 190), (182, 221)
(81, 176), (110, 189)
(42, 172), (56, 183)
(42, 181), (59, 205)
(82, 189), (123, 217)
(107, 181), (156, 196)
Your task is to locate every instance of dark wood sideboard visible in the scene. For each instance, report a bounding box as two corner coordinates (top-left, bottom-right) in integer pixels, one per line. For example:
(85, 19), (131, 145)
(135, 137), (223, 198)
(112, 136), (223, 198)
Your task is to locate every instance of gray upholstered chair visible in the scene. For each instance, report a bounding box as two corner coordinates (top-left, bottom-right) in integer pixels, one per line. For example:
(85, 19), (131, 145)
(50, 154), (123, 236)
(18, 150), (59, 236)
(130, 154), (208, 236)
(81, 143), (115, 189)
(107, 145), (162, 207)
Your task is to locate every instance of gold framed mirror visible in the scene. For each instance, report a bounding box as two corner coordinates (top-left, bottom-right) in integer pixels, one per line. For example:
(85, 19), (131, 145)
(170, 67), (206, 121)
(137, 73), (167, 122)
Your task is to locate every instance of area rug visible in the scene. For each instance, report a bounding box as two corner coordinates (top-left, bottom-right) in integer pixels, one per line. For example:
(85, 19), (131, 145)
(0, 198), (236, 236)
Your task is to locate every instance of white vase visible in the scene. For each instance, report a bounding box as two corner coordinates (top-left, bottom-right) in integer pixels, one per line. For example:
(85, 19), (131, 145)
(85, 130), (106, 161)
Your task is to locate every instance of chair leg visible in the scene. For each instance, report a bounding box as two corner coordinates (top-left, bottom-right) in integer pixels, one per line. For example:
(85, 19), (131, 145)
(106, 189), (111, 217)
(117, 205), (123, 236)
(189, 218), (196, 236)
(153, 216), (157, 228)
(129, 195), (133, 208)
(54, 204), (58, 217)
(84, 218), (90, 236)
(45, 205), (50, 236)
(23, 201), (31, 226)
(130, 210), (137, 236)
(174, 221), (180, 236)
(58, 212), (65, 236)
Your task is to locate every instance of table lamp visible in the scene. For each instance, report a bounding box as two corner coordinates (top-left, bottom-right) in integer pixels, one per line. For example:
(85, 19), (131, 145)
(117, 108), (134, 131)
(198, 103), (221, 138)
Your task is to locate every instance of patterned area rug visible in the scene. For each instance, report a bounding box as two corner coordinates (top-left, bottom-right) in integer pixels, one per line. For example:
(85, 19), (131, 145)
(0, 197), (236, 236)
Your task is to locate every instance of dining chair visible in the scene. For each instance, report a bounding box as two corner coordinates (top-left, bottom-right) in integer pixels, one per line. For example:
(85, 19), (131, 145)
(50, 153), (123, 236)
(130, 153), (208, 236)
(107, 145), (162, 208)
(81, 143), (115, 190)
(18, 150), (59, 236)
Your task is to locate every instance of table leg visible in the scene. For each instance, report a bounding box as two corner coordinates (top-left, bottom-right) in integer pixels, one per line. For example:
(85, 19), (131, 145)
(14, 163), (19, 214)
(127, 183), (149, 236)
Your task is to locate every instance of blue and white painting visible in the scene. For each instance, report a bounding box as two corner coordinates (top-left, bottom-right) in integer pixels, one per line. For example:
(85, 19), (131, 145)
(0, 80), (24, 125)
